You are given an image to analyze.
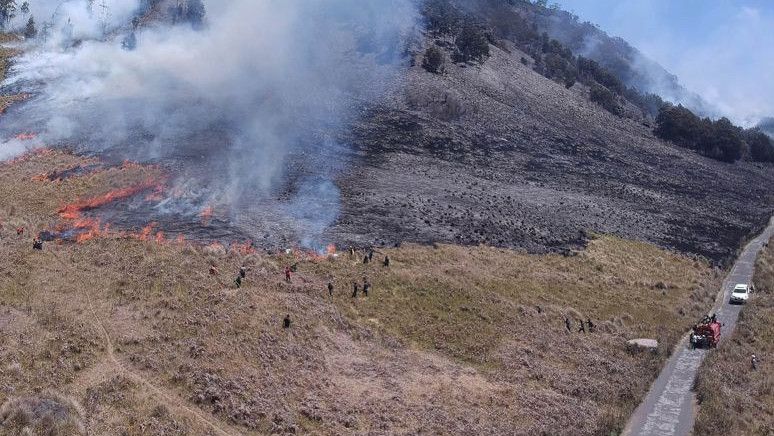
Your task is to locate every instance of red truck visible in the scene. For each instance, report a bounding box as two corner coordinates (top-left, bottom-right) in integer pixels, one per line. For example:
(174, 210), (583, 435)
(690, 317), (721, 349)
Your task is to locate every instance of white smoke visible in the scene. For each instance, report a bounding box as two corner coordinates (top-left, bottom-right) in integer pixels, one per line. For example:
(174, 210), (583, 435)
(1, 0), (419, 247)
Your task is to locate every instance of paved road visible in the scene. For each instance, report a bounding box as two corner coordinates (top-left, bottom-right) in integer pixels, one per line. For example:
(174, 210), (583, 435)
(623, 218), (774, 436)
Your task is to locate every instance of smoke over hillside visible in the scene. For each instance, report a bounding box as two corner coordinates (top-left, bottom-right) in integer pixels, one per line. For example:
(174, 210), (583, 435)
(538, 9), (719, 118)
(1, 0), (418, 247)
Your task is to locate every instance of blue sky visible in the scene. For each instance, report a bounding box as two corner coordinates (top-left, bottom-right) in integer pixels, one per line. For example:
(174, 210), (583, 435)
(555, 0), (774, 125)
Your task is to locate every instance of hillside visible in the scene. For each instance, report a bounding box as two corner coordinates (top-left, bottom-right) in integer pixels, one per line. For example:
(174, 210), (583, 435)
(327, 25), (774, 263)
(1, 1), (773, 435)
(1, 149), (722, 435)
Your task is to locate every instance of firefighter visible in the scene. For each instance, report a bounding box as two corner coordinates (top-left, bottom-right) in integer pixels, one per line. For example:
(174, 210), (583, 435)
(348, 246), (355, 257)
(352, 282), (359, 298)
(284, 266), (292, 283)
(578, 320), (586, 333)
(368, 249), (374, 263)
(751, 354), (758, 370)
(239, 266), (248, 279)
(327, 281), (334, 297)
(283, 314), (291, 329)
(565, 317), (572, 333)
(363, 254), (369, 264)
(383, 255), (390, 267)
(234, 275), (242, 288)
(587, 318), (595, 333)
(32, 238), (43, 250)
(363, 278), (371, 297)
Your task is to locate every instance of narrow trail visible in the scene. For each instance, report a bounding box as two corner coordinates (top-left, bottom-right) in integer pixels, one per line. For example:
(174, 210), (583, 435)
(50, 253), (240, 436)
(623, 217), (774, 436)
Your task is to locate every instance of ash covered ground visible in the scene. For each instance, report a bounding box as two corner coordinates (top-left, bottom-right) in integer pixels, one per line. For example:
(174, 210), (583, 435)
(324, 43), (774, 263)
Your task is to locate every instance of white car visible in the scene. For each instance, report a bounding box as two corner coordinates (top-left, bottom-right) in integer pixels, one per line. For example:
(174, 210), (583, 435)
(729, 284), (751, 304)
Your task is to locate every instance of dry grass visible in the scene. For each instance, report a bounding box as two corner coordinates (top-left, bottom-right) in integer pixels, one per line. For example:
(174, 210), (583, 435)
(0, 391), (85, 436)
(694, 237), (774, 436)
(0, 150), (725, 435)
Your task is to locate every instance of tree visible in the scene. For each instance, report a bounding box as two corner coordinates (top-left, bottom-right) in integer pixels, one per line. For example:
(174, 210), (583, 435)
(186, 0), (205, 29)
(423, 0), (460, 36)
(23, 15), (35, 39)
(590, 84), (621, 116)
(121, 31), (137, 51)
(0, 0), (16, 29)
(701, 117), (743, 162)
(746, 129), (774, 163)
(422, 45), (445, 74)
(655, 105), (745, 163)
(454, 22), (490, 63)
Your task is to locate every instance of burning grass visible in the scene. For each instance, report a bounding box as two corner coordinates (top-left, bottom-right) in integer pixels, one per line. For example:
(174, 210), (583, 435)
(0, 150), (724, 435)
(694, 236), (774, 436)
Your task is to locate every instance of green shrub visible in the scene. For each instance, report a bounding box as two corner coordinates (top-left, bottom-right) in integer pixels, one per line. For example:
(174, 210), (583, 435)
(746, 129), (774, 162)
(654, 105), (744, 163)
(453, 23), (490, 63)
(422, 45), (446, 74)
(590, 84), (621, 116)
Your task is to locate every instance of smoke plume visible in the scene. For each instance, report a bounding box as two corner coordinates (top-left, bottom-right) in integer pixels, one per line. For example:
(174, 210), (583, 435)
(1, 0), (418, 248)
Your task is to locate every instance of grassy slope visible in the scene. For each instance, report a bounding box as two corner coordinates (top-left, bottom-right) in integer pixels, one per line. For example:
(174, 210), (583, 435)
(694, 238), (774, 436)
(0, 150), (723, 435)
(0, 34), (729, 436)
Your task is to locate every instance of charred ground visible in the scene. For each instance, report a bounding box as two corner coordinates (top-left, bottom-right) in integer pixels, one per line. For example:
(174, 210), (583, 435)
(326, 34), (774, 263)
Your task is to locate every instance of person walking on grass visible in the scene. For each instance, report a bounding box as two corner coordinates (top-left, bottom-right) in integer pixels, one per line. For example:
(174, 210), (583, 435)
(352, 282), (359, 298)
(565, 317), (572, 333)
(283, 314), (291, 329)
(751, 354), (759, 370)
(363, 277), (371, 297)
(328, 281), (334, 297)
(284, 266), (292, 283)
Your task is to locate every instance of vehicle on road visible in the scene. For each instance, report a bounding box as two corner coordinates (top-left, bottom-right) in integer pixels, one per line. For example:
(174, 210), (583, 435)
(729, 283), (751, 304)
(690, 317), (721, 349)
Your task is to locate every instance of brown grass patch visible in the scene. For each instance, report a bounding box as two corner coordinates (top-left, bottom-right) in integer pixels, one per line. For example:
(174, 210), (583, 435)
(0, 151), (724, 435)
(0, 391), (85, 436)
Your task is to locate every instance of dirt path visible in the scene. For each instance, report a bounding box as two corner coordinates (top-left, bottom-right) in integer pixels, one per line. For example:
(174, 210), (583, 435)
(50, 254), (241, 436)
(623, 218), (774, 436)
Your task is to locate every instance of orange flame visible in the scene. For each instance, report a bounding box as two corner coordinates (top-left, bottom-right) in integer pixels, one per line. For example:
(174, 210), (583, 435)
(200, 205), (214, 225)
(230, 240), (256, 255)
(15, 132), (37, 141)
(58, 179), (161, 220)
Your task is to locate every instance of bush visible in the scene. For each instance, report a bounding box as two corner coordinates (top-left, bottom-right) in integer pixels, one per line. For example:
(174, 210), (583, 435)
(590, 84), (621, 116)
(453, 22), (490, 63)
(23, 16), (36, 39)
(422, 45), (446, 74)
